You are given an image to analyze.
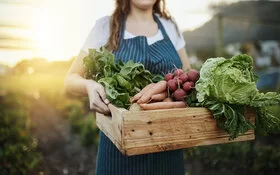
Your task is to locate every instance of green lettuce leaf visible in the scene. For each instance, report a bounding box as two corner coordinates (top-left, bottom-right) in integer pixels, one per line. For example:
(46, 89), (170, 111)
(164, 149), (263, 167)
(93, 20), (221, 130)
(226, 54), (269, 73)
(196, 54), (280, 106)
(195, 54), (280, 139)
(202, 101), (255, 139)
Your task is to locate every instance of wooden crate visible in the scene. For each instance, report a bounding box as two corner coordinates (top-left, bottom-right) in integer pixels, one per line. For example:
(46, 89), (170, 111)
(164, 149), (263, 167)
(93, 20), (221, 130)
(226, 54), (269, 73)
(96, 104), (255, 156)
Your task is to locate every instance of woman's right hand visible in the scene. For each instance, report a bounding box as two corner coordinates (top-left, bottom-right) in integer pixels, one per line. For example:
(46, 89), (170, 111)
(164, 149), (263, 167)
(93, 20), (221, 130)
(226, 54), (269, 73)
(86, 80), (110, 115)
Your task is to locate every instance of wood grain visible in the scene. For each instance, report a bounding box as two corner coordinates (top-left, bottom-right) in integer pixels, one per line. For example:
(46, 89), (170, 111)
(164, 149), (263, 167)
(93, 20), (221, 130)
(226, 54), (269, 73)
(96, 105), (255, 156)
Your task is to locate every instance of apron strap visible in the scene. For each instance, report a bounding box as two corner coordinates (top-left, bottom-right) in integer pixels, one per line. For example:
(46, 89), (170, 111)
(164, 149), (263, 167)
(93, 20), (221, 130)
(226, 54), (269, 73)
(118, 15), (126, 46)
(153, 14), (169, 40)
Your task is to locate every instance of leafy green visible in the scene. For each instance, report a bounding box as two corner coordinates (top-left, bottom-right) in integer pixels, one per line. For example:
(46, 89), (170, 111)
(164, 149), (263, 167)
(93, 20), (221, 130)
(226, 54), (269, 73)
(255, 107), (280, 136)
(202, 101), (255, 139)
(83, 47), (162, 109)
(195, 54), (280, 139)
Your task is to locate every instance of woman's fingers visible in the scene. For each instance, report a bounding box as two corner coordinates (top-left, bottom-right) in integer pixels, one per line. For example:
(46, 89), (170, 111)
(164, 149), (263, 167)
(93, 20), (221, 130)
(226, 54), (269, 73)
(92, 103), (110, 115)
(96, 83), (110, 105)
(89, 96), (110, 115)
(86, 81), (110, 115)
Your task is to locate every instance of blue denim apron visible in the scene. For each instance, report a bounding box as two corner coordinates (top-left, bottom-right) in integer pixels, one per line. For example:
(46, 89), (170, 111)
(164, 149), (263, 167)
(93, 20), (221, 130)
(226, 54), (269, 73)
(96, 14), (185, 175)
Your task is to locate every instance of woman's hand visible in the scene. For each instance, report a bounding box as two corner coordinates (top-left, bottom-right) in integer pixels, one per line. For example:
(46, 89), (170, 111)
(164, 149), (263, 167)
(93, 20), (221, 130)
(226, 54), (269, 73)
(86, 80), (110, 115)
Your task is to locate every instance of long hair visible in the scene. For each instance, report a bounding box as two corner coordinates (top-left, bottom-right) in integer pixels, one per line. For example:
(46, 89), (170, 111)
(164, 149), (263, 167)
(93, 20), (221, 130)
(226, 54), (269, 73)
(106, 0), (179, 51)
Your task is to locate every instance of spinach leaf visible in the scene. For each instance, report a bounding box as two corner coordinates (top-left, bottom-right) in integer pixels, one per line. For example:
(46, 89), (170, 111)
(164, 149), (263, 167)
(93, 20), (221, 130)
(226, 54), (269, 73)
(83, 47), (161, 109)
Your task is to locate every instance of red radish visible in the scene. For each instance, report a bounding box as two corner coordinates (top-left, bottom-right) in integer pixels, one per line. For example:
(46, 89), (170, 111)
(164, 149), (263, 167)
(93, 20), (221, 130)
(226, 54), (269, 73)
(189, 81), (195, 87)
(167, 79), (178, 91)
(173, 88), (187, 101)
(164, 73), (174, 81)
(173, 68), (184, 76)
(179, 73), (188, 83)
(174, 76), (183, 85)
(187, 69), (199, 82)
(183, 81), (194, 91)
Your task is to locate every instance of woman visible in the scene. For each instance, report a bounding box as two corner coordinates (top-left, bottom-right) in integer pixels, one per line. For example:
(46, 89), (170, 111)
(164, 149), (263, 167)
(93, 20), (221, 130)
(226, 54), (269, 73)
(64, 0), (191, 174)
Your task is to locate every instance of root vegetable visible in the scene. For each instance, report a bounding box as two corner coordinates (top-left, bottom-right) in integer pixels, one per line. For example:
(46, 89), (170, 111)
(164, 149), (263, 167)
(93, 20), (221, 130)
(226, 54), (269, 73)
(151, 91), (168, 101)
(167, 79), (178, 92)
(187, 69), (199, 82)
(139, 101), (186, 110)
(163, 97), (173, 102)
(173, 88), (187, 101)
(131, 83), (155, 103)
(173, 68), (184, 76)
(164, 73), (174, 81)
(137, 80), (167, 104)
(129, 103), (142, 111)
(179, 73), (188, 83)
(174, 76), (183, 85)
(183, 81), (194, 92)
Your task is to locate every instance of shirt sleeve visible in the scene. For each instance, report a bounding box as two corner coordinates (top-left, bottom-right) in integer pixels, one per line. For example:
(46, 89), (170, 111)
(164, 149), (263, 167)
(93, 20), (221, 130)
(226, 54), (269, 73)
(81, 16), (110, 52)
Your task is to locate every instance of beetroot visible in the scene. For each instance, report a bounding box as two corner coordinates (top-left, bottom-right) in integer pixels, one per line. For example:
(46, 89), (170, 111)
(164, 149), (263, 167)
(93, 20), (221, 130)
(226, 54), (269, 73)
(164, 73), (174, 81)
(173, 88), (186, 101)
(187, 69), (199, 82)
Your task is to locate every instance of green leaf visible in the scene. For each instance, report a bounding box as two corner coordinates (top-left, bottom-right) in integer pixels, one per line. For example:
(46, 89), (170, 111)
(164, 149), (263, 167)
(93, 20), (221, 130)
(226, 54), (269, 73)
(104, 86), (119, 101)
(151, 74), (164, 83)
(115, 74), (132, 91)
(255, 106), (280, 135)
(98, 77), (118, 88)
(203, 101), (255, 139)
(113, 93), (131, 109)
(195, 54), (280, 139)
(250, 92), (280, 107)
(83, 47), (156, 109)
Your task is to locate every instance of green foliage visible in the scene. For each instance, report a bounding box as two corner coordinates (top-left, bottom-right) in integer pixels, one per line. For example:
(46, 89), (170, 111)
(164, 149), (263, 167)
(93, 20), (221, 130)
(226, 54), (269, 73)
(63, 103), (99, 147)
(80, 114), (99, 147)
(83, 47), (163, 109)
(194, 54), (280, 139)
(197, 54), (263, 104)
(0, 93), (42, 175)
(185, 137), (280, 174)
(255, 105), (280, 136)
(202, 101), (255, 139)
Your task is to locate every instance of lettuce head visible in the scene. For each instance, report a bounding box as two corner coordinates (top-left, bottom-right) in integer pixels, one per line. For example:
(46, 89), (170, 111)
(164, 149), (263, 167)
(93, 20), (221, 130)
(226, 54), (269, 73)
(195, 54), (280, 107)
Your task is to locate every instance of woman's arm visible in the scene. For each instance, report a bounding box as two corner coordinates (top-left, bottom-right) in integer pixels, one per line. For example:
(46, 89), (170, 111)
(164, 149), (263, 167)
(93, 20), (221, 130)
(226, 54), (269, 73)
(177, 47), (191, 71)
(64, 50), (110, 115)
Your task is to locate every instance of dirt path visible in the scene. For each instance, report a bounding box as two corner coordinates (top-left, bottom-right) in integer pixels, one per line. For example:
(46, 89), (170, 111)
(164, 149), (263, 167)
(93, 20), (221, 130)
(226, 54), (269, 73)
(28, 96), (97, 175)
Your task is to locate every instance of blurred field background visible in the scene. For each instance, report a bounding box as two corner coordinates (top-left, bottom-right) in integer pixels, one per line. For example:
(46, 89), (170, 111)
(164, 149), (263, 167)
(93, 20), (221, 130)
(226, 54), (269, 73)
(1, 44), (280, 175)
(1, 0), (280, 175)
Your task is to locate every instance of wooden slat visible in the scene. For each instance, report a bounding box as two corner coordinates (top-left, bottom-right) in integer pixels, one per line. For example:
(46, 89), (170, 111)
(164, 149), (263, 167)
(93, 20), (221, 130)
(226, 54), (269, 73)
(124, 130), (255, 148)
(96, 106), (256, 156)
(125, 133), (255, 156)
(96, 104), (124, 153)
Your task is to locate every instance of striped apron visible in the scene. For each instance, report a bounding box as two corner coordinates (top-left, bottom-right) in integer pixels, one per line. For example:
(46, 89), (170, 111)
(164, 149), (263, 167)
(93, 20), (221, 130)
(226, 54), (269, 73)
(96, 14), (185, 175)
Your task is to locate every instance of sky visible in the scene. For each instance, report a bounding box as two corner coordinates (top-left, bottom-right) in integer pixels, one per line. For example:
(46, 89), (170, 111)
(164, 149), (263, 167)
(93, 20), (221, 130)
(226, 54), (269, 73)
(0, 0), (239, 66)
